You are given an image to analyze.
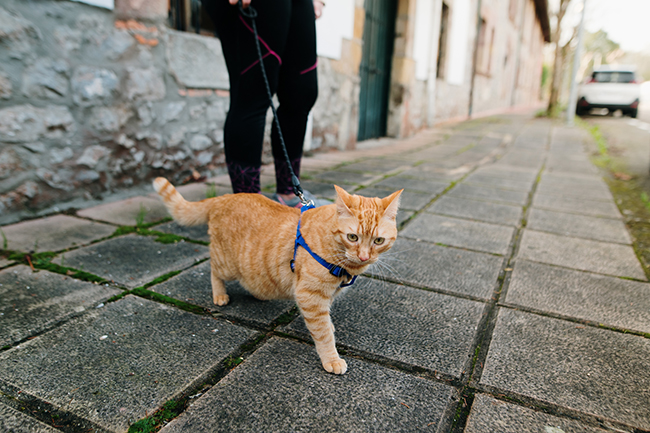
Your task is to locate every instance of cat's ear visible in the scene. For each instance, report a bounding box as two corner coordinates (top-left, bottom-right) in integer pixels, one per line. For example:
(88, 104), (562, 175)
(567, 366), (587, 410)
(381, 189), (403, 221)
(334, 185), (354, 218)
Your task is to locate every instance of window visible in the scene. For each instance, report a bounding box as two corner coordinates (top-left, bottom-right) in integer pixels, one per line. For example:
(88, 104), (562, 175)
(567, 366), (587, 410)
(436, 3), (450, 79)
(169, 0), (216, 36)
(592, 71), (635, 83)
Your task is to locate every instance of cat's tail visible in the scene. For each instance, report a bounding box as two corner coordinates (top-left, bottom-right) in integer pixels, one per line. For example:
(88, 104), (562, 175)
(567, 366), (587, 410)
(153, 177), (211, 226)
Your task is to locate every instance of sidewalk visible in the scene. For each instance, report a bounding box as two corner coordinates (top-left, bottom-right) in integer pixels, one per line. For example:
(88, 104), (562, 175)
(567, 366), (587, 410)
(1, 113), (649, 433)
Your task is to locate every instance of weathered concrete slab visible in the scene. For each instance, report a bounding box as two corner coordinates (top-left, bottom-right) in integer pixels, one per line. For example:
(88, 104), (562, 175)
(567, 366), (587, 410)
(399, 166), (467, 181)
(313, 170), (379, 185)
(545, 158), (598, 175)
(472, 167), (538, 183)
(160, 337), (453, 433)
(286, 278), (485, 376)
(54, 235), (210, 288)
(396, 210), (414, 227)
(367, 238), (502, 299)
(373, 176), (450, 195)
(174, 182), (231, 202)
(0, 402), (60, 433)
(505, 260), (650, 334)
(481, 308), (650, 430)
(0, 296), (256, 433)
(448, 184), (529, 206)
(151, 261), (294, 327)
(463, 174), (533, 191)
(427, 196), (523, 227)
(517, 229), (645, 279)
(0, 258), (12, 268)
(532, 193), (622, 219)
(527, 208), (631, 244)
(0, 266), (121, 347)
(465, 394), (609, 433)
(0, 215), (115, 253)
(154, 221), (210, 243)
(536, 181), (613, 201)
(340, 159), (411, 173)
(77, 196), (169, 226)
(402, 214), (515, 255)
(357, 186), (435, 210)
(166, 30), (229, 89)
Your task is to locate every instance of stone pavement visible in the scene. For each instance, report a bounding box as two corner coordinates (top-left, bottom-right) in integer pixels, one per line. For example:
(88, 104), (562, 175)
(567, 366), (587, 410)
(1, 114), (649, 433)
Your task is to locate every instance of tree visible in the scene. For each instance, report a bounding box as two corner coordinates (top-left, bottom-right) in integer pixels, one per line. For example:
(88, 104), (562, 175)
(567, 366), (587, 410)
(547, 0), (573, 116)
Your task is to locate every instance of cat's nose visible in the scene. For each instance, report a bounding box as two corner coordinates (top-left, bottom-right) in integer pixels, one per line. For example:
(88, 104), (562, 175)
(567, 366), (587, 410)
(358, 255), (369, 262)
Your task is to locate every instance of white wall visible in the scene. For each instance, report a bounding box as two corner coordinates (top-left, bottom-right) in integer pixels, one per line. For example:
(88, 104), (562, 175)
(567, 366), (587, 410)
(447, 0), (471, 85)
(413, 0), (437, 80)
(316, 0), (355, 60)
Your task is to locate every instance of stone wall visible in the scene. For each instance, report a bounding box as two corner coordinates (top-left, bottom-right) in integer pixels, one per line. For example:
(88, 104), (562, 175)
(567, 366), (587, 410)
(0, 0), (354, 224)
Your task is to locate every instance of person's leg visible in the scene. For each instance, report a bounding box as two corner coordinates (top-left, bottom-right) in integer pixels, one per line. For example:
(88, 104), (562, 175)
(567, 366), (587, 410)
(272, 0), (318, 197)
(202, 0), (292, 193)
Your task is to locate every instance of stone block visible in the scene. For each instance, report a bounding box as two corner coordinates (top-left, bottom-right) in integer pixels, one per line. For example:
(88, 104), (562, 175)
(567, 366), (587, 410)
(357, 186), (435, 211)
(0, 296), (256, 432)
(505, 260), (650, 334)
(463, 173), (533, 191)
(21, 58), (69, 99)
(114, 0), (168, 21)
(481, 308), (650, 430)
(0, 214), (115, 253)
(151, 261), (294, 327)
(341, 158), (410, 174)
(0, 7), (39, 58)
(465, 394), (609, 433)
(166, 30), (229, 89)
(313, 170), (379, 185)
(76, 144), (111, 167)
(0, 105), (74, 143)
(71, 66), (119, 106)
(401, 214), (515, 255)
(0, 266), (121, 347)
(0, 70), (11, 99)
(368, 238), (502, 299)
(517, 229), (645, 279)
(527, 208), (631, 244)
(532, 193), (621, 219)
(54, 234), (209, 288)
(154, 222), (210, 243)
(0, 402), (60, 433)
(286, 278), (485, 376)
(125, 67), (165, 101)
(536, 181), (613, 201)
(374, 176), (450, 195)
(427, 196), (523, 227)
(448, 184), (529, 206)
(160, 338), (453, 432)
(77, 196), (169, 226)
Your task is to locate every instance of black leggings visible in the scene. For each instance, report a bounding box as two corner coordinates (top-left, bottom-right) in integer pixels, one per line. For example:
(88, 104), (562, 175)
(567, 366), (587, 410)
(202, 0), (318, 193)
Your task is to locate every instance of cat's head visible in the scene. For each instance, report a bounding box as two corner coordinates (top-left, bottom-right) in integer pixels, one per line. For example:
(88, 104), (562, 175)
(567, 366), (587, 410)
(333, 185), (403, 268)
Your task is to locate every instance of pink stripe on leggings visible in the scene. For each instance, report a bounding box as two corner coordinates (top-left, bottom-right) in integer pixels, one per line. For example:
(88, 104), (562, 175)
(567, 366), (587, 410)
(239, 15), (282, 65)
(300, 60), (318, 75)
(240, 52), (273, 75)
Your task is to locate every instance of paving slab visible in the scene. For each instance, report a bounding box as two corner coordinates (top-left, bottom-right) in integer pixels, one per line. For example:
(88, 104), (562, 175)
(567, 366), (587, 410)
(154, 221), (210, 243)
(536, 181), (613, 201)
(427, 196), (523, 227)
(373, 176), (450, 195)
(313, 170), (380, 186)
(465, 394), (609, 433)
(0, 296), (256, 433)
(481, 308), (650, 430)
(173, 182), (231, 202)
(517, 229), (646, 279)
(151, 261), (294, 327)
(160, 337), (453, 433)
(77, 196), (169, 226)
(505, 260), (650, 334)
(0, 402), (60, 433)
(367, 238), (502, 299)
(286, 278), (485, 376)
(0, 258), (12, 268)
(356, 186), (435, 210)
(462, 174), (533, 191)
(532, 193), (622, 219)
(54, 235), (210, 288)
(401, 213), (515, 255)
(471, 166), (539, 182)
(339, 158), (412, 173)
(447, 183), (530, 206)
(526, 208), (631, 244)
(0, 215), (116, 253)
(0, 265), (121, 347)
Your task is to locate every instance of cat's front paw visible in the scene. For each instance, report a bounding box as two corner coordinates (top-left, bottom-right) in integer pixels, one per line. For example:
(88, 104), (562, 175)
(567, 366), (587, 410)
(213, 294), (230, 306)
(322, 358), (347, 375)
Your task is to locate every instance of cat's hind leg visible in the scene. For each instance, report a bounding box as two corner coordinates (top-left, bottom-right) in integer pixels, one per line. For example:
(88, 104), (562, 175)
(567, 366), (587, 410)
(211, 266), (230, 306)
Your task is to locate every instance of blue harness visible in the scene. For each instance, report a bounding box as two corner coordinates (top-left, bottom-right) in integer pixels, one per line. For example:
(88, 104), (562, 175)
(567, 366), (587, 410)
(290, 203), (358, 288)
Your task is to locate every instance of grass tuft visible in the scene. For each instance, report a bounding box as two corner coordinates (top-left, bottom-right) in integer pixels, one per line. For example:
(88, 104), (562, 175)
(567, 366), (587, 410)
(128, 400), (184, 433)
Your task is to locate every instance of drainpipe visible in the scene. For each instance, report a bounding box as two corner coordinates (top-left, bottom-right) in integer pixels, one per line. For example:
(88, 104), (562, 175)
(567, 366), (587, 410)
(468, 0), (482, 117)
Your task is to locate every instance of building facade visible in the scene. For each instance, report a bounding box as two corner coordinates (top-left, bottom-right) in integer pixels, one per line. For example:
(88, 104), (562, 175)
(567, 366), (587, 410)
(0, 0), (549, 222)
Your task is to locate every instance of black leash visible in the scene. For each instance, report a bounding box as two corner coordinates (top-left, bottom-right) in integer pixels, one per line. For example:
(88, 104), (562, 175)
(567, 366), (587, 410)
(238, 1), (311, 206)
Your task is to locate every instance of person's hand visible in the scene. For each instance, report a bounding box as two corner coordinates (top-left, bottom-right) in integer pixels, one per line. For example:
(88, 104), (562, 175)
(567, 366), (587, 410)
(314, 0), (324, 19)
(230, 0), (251, 8)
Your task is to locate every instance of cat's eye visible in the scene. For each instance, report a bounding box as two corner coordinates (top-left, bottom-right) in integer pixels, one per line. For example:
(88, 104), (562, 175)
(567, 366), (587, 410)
(347, 233), (359, 242)
(374, 237), (385, 245)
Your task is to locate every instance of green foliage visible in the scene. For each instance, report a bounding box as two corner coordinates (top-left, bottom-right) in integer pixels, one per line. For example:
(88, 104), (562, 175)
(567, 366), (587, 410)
(224, 356), (244, 368)
(128, 400), (184, 433)
(205, 183), (217, 199)
(0, 228), (7, 250)
(135, 203), (147, 227)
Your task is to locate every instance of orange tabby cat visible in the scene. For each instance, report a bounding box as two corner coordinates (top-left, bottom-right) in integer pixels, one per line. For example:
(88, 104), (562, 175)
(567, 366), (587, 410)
(153, 177), (402, 374)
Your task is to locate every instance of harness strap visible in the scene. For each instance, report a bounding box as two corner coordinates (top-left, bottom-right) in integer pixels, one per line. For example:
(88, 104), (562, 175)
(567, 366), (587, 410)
(290, 204), (357, 288)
